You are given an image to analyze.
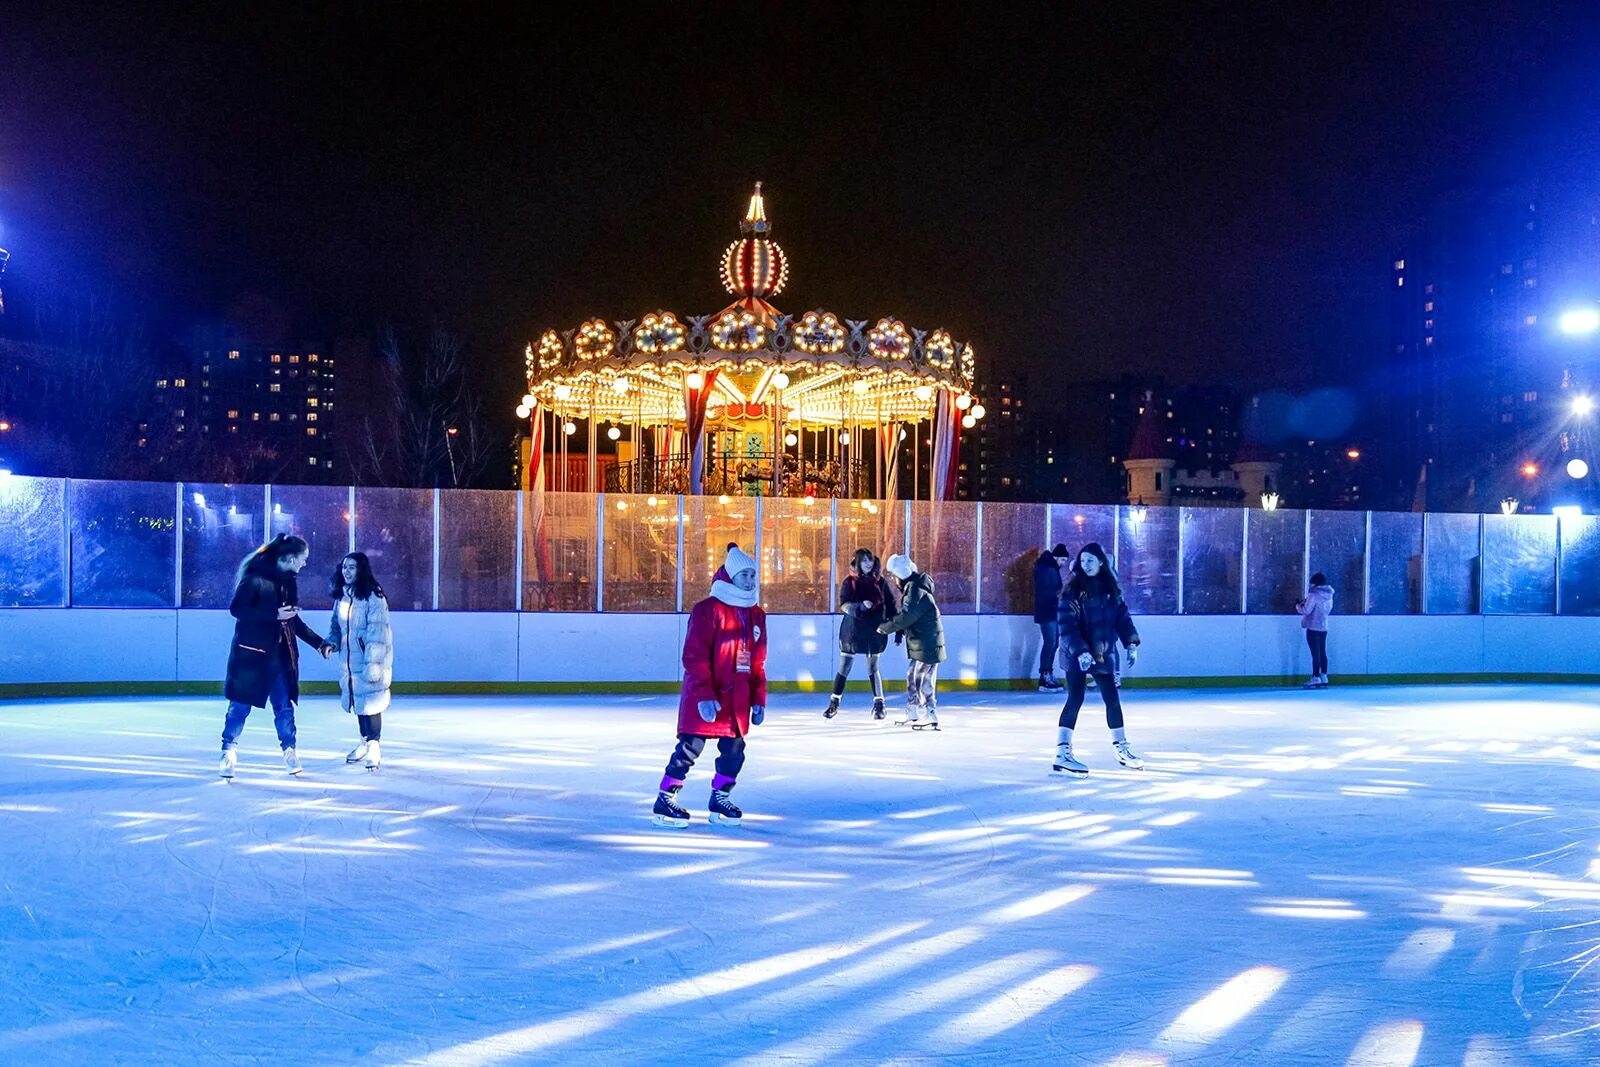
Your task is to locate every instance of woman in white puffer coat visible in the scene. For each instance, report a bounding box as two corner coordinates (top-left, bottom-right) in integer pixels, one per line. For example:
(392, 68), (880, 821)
(326, 552), (393, 769)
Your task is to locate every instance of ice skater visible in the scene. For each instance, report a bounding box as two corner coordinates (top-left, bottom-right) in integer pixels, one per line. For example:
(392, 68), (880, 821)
(825, 547), (899, 720)
(878, 553), (946, 731)
(1033, 543), (1068, 692)
(1297, 572), (1334, 688)
(219, 534), (333, 778)
(326, 552), (393, 770)
(1053, 542), (1144, 775)
(653, 543), (768, 828)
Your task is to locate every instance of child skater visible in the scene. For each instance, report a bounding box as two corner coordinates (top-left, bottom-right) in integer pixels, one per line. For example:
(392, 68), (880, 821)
(1053, 542), (1145, 775)
(653, 543), (768, 828)
(878, 553), (946, 731)
(219, 534), (333, 779)
(825, 547), (898, 720)
(1297, 572), (1334, 688)
(326, 552), (393, 770)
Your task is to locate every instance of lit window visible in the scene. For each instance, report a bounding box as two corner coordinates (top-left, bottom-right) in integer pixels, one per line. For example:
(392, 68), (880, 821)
(324, 401), (334, 411)
(252, 412), (261, 421)
(228, 350), (240, 360)
(174, 379), (186, 387)
(156, 379), (167, 388)
(1525, 277), (1538, 288)
(289, 355), (300, 364)
(307, 398), (318, 408)
(1396, 277), (1404, 287)
(270, 384), (281, 393)
(230, 426), (239, 434)
(1502, 264), (1514, 274)
(306, 427), (317, 436)
(1425, 283), (1435, 294)
(308, 456), (317, 465)
(270, 413), (280, 422)
(227, 409), (239, 419)
(1424, 319), (1434, 329)
(1425, 337), (1434, 346)
(1424, 301), (1434, 312)
(1394, 259), (1405, 270)
(309, 353), (319, 363)
(306, 413), (317, 422)
(137, 438), (147, 447)
(271, 354), (282, 363)
(1524, 391), (1538, 402)
(176, 408), (185, 417)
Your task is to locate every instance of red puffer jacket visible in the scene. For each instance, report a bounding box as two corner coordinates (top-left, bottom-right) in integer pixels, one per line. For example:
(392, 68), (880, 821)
(676, 581), (769, 738)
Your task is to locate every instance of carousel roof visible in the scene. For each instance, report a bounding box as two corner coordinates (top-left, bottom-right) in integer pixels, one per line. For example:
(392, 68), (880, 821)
(518, 185), (979, 428)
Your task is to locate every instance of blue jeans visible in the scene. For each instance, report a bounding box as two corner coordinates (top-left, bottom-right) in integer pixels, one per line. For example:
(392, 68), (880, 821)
(1038, 620), (1060, 676)
(221, 672), (296, 751)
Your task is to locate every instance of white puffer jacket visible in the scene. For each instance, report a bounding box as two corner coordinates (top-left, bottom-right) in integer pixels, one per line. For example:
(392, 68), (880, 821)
(326, 592), (393, 715)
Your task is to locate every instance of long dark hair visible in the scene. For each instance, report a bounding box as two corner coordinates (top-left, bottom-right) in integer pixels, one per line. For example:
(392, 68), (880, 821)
(236, 534), (309, 588)
(1065, 541), (1123, 599)
(331, 552), (386, 601)
(850, 548), (881, 577)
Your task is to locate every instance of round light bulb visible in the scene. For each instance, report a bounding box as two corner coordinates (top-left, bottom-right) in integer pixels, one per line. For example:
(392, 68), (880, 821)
(955, 394), (973, 410)
(784, 432), (798, 447)
(718, 494), (731, 505)
(839, 432), (852, 446)
(962, 414), (977, 429)
(563, 421), (577, 435)
(914, 385), (934, 402)
(686, 371), (705, 390)
(615, 500), (627, 510)
(899, 428), (907, 440)
(554, 384), (573, 401)
(522, 393), (536, 407)
(852, 379), (870, 395)
(515, 404), (531, 419)
(612, 377), (630, 394)
(1569, 458), (1590, 479)
(971, 404), (986, 419)
(647, 496), (659, 507)
(773, 372), (790, 389)
(607, 426), (622, 441)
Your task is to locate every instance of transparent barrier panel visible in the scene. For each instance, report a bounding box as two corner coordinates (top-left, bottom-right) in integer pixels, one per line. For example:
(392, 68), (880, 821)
(354, 488), (434, 611)
(0, 475), (65, 606)
(1118, 505), (1178, 614)
(1559, 515), (1600, 616)
(70, 479), (176, 607)
(1425, 512), (1480, 614)
(269, 484), (351, 610)
(761, 496), (832, 613)
(523, 491), (598, 612)
(1368, 511), (1422, 614)
(683, 494), (757, 604)
(980, 502), (1047, 614)
(182, 483), (265, 608)
(909, 500), (979, 614)
(1181, 507), (1243, 615)
(1049, 504), (1117, 568)
(601, 494), (678, 613)
(834, 500), (904, 598)
(1309, 510), (1366, 616)
(439, 490), (517, 611)
(1482, 514), (1556, 614)
(1246, 508), (1305, 614)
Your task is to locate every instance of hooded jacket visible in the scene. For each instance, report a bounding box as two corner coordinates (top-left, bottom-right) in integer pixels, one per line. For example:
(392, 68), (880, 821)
(676, 563), (768, 738)
(879, 570), (947, 665)
(1297, 584), (1334, 631)
(326, 591), (393, 715)
(1058, 578), (1140, 677)
(1032, 553), (1064, 623)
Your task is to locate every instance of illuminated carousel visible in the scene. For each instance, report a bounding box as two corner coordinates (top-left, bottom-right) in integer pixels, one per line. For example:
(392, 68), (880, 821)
(515, 184), (985, 502)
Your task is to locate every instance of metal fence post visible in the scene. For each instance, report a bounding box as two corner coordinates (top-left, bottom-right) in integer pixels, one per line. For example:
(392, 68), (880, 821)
(1176, 508), (1186, 614)
(431, 487), (441, 611)
(62, 479), (74, 607)
(1302, 509), (1312, 599)
(1555, 513), (1565, 615)
(675, 495), (686, 614)
(829, 497), (839, 613)
(974, 501), (984, 613)
(1240, 506), (1250, 615)
(173, 482), (185, 608)
(514, 489), (525, 611)
(1362, 510), (1373, 614)
(754, 495), (764, 595)
(347, 485), (357, 553)
(1419, 512), (1430, 615)
(596, 492), (606, 612)
(1476, 512), (1486, 615)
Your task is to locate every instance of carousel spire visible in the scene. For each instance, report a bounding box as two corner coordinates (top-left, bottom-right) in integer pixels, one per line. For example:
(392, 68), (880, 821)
(721, 181), (788, 323)
(741, 181), (770, 234)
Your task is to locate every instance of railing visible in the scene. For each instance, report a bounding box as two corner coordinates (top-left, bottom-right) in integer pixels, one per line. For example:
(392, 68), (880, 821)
(0, 474), (1595, 617)
(603, 452), (869, 499)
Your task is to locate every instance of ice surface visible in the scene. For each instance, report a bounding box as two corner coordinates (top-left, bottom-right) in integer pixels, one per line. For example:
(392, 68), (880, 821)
(2, 685), (1599, 1065)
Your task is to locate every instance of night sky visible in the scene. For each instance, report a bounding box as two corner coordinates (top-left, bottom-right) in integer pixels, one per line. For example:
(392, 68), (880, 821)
(4, 3), (1600, 397)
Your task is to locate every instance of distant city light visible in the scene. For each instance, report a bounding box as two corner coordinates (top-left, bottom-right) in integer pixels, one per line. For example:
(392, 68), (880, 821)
(1500, 497), (1520, 515)
(1567, 458), (1589, 479)
(1572, 395), (1596, 416)
(0, 421), (11, 431)
(1553, 505), (1584, 522)
(1559, 308), (1600, 336)
(1522, 462), (1540, 478)
(1345, 448), (1361, 460)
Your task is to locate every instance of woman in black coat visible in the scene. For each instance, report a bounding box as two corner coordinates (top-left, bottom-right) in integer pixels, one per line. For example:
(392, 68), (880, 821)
(1032, 544), (1068, 692)
(824, 548), (900, 720)
(1053, 542), (1145, 776)
(219, 534), (333, 779)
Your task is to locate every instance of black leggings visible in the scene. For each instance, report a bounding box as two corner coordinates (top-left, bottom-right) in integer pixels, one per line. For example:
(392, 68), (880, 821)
(664, 735), (747, 783)
(358, 713), (382, 741)
(1306, 630), (1329, 676)
(1058, 671), (1124, 730)
(831, 652), (884, 698)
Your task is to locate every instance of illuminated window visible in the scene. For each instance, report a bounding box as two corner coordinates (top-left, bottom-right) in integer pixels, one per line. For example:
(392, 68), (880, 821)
(306, 413), (317, 422)
(271, 354), (282, 363)
(176, 408), (185, 417)
(307, 427), (317, 436)
(228, 350), (240, 360)
(174, 379), (186, 387)
(1393, 259), (1405, 270)
(230, 426), (238, 434)
(324, 401), (334, 411)
(1525, 315), (1538, 325)
(289, 355), (300, 364)
(1424, 319), (1434, 329)
(137, 438), (147, 447)
(270, 384), (281, 393)
(1524, 277), (1537, 288)
(1424, 337), (1434, 346)
(1396, 277), (1404, 287)
(227, 409), (239, 418)
(1425, 283), (1435, 294)
(309, 353), (319, 363)
(156, 379), (167, 388)
(307, 398), (318, 407)
(308, 456), (317, 465)
(252, 412), (261, 421)
(1524, 391), (1539, 402)
(1424, 301), (1434, 312)
(270, 413), (280, 422)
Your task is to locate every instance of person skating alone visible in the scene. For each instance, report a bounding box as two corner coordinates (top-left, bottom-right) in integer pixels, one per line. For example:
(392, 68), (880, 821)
(654, 544), (768, 829)
(1054, 542), (1144, 775)
(1033, 544), (1069, 692)
(326, 552), (393, 770)
(1297, 573), (1334, 689)
(878, 553), (946, 731)
(826, 548), (899, 719)
(218, 535), (333, 779)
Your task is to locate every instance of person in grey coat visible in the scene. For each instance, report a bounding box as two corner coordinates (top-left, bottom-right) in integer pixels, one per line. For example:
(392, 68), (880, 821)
(326, 552), (393, 770)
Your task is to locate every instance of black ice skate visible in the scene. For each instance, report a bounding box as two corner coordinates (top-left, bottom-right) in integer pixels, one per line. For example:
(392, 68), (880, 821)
(708, 788), (743, 827)
(653, 787), (691, 829)
(824, 694), (841, 719)
(871, 697), (887, 720)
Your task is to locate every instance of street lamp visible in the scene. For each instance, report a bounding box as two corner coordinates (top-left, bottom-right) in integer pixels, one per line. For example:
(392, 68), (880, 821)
(1572, 395), (1596, 417)
(1568, 458), (1590, 480)
(1500, 497), (1520, 515)
(1260, 491), (1280, 511)
(1559, 308), (1600, 336)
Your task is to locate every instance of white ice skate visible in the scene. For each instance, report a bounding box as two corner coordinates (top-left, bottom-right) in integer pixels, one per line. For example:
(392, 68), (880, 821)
(900, 707), (940, 732)
(219, 749), (237, 779)
(1317, 674), (1330, 688)
(283, 747), (303, 776)
(346, 741), (369, 764)
(1301, 676), (1321, 690)
(1113, 739), (1145, 770)
(364, 740), (381, 771)
(1053, 743), (1087, 776)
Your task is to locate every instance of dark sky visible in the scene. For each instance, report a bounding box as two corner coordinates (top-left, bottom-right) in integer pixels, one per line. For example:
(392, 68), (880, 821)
(4, 2), (1600, 395)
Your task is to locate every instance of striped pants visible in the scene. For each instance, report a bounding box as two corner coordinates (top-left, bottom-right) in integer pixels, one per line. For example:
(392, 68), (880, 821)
(906, 661), (939, 711)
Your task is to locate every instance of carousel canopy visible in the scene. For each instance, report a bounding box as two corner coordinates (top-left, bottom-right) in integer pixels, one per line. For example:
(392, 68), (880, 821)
(519, 185), (979, 429)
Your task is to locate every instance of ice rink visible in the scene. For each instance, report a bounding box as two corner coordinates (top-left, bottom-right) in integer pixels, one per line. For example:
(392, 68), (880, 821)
(2, 685), (1599, 1065)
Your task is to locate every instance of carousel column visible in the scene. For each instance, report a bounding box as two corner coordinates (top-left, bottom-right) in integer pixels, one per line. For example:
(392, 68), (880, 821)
(586, 395), (597, 494)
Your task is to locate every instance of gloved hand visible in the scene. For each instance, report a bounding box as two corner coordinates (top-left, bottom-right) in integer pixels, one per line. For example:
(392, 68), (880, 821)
(697, 700), (720, 722)
(842, 602), (858, 616)
(894, 631), (904, 646)
(751, 705), (765, 726)
(1126, 645), (1139, 667)
(1078, 652), (1094, 672)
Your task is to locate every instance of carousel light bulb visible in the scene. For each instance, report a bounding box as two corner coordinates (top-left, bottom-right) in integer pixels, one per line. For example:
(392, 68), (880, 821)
(612, 377), (630, 394)
(773, 372), (790, 389)
(554, 384), (573, 401)
(971, 404), (987, 419)
(515, 404), (531, 419)
(522, 393), (536, 407)
(718, 494), (731, 505)
(899, 428), (907, 440)
(647, 496), (659, 507)
(686, 371), (705, 390)
(607, 426), (622, 441)
(784, 432), (798, 447)
(914, 385), (934, 402)
(852, 379), (870, 395)
(563, 421), (577, 435)
(615, 500), (627, 510)
(962, 414), (976, 429)
(955, 394), (973, 410)
(839, 432), (852, 446)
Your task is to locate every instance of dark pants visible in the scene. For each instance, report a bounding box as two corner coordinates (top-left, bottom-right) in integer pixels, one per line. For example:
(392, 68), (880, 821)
(1306, 629), (1329, 676)
(1059, 670), (1124, 730)
(831, 652), (884, 697)
(1037, 620), (1059, 676)
(358, 713), (383, 741)
(221, 672), (295, 751)
(663, 734), (747, 789)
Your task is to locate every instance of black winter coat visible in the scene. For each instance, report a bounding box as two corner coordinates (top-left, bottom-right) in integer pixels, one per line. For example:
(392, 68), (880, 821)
(838, 572), (899, 655)
(224, 566), (325, 708)
(1057, 585), (1140, 677)
(1032, 554), (1063, 623)
(879, 572), (947, 665)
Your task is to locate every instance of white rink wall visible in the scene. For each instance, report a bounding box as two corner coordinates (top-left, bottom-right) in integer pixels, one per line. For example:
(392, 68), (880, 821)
(4, 608), (1600, 690)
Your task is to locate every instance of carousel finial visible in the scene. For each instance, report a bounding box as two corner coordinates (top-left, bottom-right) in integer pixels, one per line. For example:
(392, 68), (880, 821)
(742, 182), (770, 234)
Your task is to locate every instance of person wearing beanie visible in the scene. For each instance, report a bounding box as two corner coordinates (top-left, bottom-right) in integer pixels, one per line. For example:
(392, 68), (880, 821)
(877, 553), (947, 730)
(1032, 544), (1070, 692)
(653, 543), (768, 828)
(1053, 542), (1145, 775)
(825, 547), (899, 720)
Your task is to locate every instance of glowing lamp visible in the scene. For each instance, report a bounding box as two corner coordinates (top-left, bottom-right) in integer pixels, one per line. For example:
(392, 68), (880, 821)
(685, 371), (705, 390)
(1568, 458), (1590, 479)
(612, 377), (631, 394)
(718, 494), (731, 504)
(1346, 449), (1361, 459)
(0, 421), (11, 432)
(647, 496), (659, 506)
(562, 421), (577, 435)
(955, 394), (973, 410)
(914, 385), (934, 402)
(970, 404), (986, 419)
(772, 372), (790, 389)
(1522, 462), (1539, 478)
(962, 414), (976, 429)
(1559, 308), (1600, 336)
(554, 384), (573, 401)
(191, 492), (206, 508)
(514, 404), (531, 419)
(852, 379), (870, 395)
(839, 432), (852, 446)
(615, 500), (627, 510)
(1572, 395), (1596, 416)
(607, 426), (622, 441)
(521, 393), (535, 407)
(784, 432), (798, 447)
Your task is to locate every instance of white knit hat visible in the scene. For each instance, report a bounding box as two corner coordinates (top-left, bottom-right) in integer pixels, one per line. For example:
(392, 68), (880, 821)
(886, 553), (915, 580)
(723, 543), (757, 579)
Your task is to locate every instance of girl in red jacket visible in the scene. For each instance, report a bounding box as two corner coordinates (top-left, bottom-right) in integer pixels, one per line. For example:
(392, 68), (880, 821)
(654, 544), (768, 828)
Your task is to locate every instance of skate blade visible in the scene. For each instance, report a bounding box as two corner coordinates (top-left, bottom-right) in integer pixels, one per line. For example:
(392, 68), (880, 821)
(1117, 761), (1146, 771)
(366, 765), (380, 772)
(1052, 765), (1089, 776)
(346, 756), (363, 763)
(708, 812), (743, 828)
(652, 814), (690, 829)
(910, 722), (940, 731)
(219, 771), (235, 779)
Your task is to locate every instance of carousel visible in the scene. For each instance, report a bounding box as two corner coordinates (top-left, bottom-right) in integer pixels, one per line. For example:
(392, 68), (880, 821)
(515, 184), (985, 503)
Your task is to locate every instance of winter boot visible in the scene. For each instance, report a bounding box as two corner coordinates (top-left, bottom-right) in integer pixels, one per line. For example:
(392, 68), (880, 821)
(653, 786), (690, 829)
(824, 694), (841, 719)
(346, 740), (369, 764)
(1113, 739), (1145, 771)
(871, 696), (887, 720)
(219, 749), (237, 779)
(1038, 673), (1064, 694)
(364, 740), (381, 771)
(708, 788), (743, 827)
(283, 747), (303, 776)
